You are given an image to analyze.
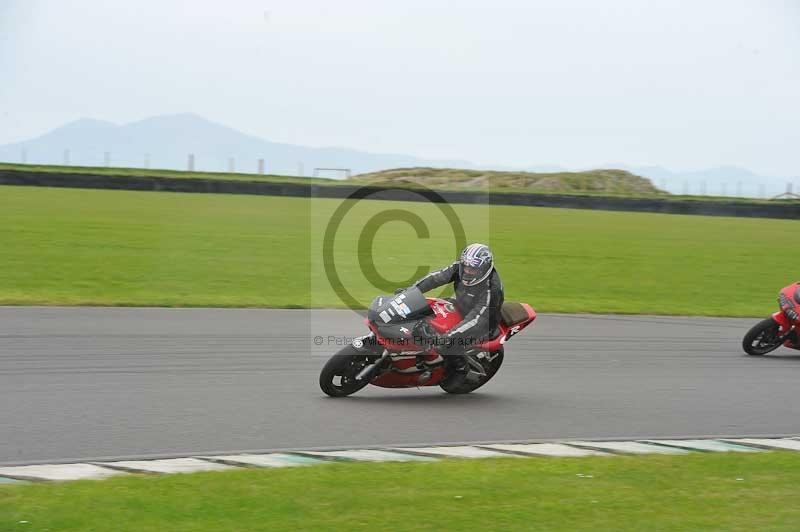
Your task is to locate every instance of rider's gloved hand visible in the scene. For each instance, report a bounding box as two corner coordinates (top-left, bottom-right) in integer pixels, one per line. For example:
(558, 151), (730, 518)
(413, 320), (435, 347)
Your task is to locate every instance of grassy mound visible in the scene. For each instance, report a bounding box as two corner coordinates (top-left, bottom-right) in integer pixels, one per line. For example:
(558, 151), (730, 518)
(352, 167), (663, 195)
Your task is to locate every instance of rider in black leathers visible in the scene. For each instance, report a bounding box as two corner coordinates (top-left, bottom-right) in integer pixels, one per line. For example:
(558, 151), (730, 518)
(410, 243), (504, 359)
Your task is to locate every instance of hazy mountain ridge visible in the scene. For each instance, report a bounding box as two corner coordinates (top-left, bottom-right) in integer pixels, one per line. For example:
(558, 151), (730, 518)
(0, 114), (472, 176)
(0, 114), (790, 197)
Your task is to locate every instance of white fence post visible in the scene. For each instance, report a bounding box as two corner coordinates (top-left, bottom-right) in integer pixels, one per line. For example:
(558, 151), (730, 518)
(188, 153), (195, 172)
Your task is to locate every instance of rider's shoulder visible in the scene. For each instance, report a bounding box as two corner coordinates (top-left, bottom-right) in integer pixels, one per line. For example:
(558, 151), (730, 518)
(490, 267), (503, 287)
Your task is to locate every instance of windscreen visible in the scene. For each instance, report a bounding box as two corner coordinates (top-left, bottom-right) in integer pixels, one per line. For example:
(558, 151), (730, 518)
(367, 287), (433, 325)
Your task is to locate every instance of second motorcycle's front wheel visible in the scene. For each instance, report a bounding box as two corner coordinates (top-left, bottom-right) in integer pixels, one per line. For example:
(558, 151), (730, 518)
(440, 348), (504, 395)
(319, 346), (374, 397)
(742, 318), (783, 356)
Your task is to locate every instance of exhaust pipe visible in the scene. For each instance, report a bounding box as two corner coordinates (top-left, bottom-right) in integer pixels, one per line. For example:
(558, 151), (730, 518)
(464, 353), (488, 383)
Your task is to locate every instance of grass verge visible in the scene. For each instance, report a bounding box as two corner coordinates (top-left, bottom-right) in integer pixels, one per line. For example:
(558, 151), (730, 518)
(0, 185), (796, 315)
(0, 162), (339, 185)
(2, 453), (800, 531)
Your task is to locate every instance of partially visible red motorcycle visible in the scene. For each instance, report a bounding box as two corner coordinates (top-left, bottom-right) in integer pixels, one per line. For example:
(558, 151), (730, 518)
(319, 287), (536, 397)
(742, 282), (800, 356)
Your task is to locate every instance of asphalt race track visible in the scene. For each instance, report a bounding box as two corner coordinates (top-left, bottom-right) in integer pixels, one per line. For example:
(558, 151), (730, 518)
(2, 307), (799, 466)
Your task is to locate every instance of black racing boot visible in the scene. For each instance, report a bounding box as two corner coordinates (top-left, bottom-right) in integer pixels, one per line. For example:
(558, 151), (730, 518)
(449, 354), (468, 372)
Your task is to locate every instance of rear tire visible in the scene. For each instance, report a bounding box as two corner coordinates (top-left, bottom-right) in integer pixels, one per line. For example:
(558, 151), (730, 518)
(742, 318), (782, 356)
(440, 349), (504, 394)
(319, 346), (374, 397)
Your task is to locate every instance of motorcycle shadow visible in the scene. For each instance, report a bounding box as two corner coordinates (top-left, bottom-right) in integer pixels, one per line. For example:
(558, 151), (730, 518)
(321, 391), (516, 405)
(745, 352), (800, 361)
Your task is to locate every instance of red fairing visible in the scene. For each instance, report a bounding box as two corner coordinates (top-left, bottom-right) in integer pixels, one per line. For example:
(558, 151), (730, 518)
(366, 319), (427, 352)
(428, 298), (464, 333)
(772, 310), (792, 331)
(368, 296), (537, 388)
(371, 365), (446, 388)
(778, 283), (800, 322)
(478, 304), (536, 352)
(776, 283), (800, 348)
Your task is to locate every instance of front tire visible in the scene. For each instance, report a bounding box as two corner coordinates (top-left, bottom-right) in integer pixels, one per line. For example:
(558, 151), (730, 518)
(319, 346), (374, 397)
(742, 318), (782, 356)
(440, 349), (504, 394)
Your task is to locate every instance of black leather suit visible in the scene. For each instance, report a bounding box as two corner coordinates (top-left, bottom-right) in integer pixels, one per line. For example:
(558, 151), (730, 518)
(413, 262), (504, 352)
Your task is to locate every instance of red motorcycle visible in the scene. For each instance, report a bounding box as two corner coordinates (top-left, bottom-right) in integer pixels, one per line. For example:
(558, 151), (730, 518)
(319, 287), (536, 397)
(742, 282), (800, 356)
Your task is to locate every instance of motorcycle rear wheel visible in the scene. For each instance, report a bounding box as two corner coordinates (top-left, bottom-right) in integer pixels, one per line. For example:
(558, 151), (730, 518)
(440, 348), (504, 394)
(319, 346), (374, 397)
(742, 318), (782, 356)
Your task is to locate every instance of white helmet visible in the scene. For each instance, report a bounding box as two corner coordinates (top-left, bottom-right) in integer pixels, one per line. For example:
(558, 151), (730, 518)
(458, 243), (493, 286)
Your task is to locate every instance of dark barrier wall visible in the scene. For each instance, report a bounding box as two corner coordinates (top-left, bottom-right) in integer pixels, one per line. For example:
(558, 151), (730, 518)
(2, 169), (798, 220)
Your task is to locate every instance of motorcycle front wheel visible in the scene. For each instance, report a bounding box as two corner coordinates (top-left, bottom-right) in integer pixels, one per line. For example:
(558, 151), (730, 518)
(742, 318), (782, 356)
(319, 346), (375, 397)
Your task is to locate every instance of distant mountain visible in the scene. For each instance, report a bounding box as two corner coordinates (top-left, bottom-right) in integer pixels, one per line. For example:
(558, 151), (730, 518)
(1, 114), (791, 197)
(0, 114), (472, 177)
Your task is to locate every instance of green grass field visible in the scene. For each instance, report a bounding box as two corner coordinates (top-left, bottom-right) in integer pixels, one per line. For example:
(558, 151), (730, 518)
(1, 184), (796, 315)
(2, 453), (800, 531)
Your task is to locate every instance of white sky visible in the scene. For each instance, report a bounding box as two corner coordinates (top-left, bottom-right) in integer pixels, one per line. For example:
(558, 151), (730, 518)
(1, 0), (798, 175)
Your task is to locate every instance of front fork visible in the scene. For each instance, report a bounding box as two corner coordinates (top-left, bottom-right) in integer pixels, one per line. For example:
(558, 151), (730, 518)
(772, 311), (799, 348)
(355, 348), (390, 382)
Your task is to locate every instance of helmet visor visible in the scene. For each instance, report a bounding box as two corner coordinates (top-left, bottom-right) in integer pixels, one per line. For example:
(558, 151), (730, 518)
(459, 263), (488, 285)
(461, 265), (480, 281)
